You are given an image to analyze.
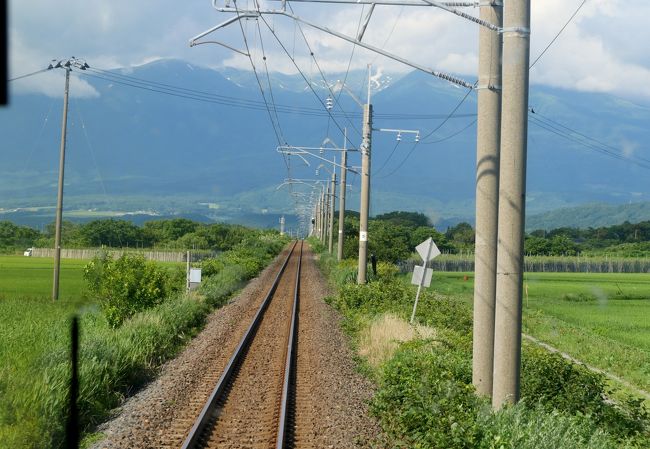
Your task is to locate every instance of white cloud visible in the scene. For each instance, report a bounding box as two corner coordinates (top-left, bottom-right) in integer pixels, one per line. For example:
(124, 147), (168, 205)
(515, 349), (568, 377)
(7, 0), (650, 101)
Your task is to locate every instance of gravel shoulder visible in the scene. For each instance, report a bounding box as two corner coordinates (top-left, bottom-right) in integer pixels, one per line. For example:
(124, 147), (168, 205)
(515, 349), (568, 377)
(91, 245), (380, 448)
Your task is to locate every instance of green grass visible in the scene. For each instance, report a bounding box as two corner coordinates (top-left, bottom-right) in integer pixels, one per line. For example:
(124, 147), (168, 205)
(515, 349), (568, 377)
(0, 256), (88, 300)
(0, 236), (288, 448)
(424, 271), (650, 394)
(522, 273), (650, 393)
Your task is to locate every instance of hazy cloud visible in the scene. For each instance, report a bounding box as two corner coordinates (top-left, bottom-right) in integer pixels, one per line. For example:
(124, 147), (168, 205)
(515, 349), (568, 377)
(8, 0), (650, 101)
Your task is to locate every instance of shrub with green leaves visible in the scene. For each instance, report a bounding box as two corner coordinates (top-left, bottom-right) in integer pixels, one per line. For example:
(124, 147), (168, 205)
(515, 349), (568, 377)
(84, 253), (180, 327)
(522, 346), (649, 443)
(200, 264), (247, 308)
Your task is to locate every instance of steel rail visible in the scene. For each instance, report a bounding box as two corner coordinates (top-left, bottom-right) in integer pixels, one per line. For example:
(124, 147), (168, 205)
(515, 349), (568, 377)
(181, 241), (299, 449)
(276, 240), (302, 448)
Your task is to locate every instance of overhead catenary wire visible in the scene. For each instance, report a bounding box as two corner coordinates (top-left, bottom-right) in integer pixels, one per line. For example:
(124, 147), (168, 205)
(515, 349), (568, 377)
(328, 4), (367, 138)
(378, 83), (476, 177)
(84, 66), (475, 120)
(287, 2), (362, 140)
(529, 109), (650, 170)
(530, 0), (588, 69)
(234, 1), (286, 151)
(377, 117), (477, 179)
(258, 13), (358, 151)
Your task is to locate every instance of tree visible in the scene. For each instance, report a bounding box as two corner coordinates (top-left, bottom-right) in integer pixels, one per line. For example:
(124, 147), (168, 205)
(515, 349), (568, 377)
(445, 222), (475, 251)
(80, 219), (148, 248)
(0, 221), (41, 249)
(368, 221), (411, 263)
(409, 226), (453, 253)
(143, 218), (200, 245)
(374, 211), (431, 228)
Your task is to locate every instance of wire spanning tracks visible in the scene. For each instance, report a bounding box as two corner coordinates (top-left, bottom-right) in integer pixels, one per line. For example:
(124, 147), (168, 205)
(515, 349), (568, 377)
(182, 240), (302, 449)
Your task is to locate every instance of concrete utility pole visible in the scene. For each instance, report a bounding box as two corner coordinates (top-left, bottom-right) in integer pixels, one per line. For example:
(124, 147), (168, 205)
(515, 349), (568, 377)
(357, 66), (373, 284)
(320, 188), (326, 242)
(337, 144), (348, 261)
(492, 0), (531, 409)
(328, 170), (336, 253)
(52, 64), (71, 301)
(472, 0), (503, 397)
(323, 184), (330, 245)
(48, 57), (89, 301)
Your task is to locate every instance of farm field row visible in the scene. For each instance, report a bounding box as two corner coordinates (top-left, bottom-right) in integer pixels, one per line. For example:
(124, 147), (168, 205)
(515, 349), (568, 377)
(429, 271), (650, 394)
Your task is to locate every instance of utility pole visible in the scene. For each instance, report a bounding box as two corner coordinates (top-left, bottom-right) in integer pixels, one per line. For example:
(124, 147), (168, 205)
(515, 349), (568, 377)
(337, 140), (348, 262)
(319, 188), (324, 242)
(357, 65), (373, 284)
(472, 0), (503, 397)
(492, 0), (531, 409)
(324, 183), (330, 245)
(328, 170), (336, 253)
(49, 57), (89, 301)
(52, 62), (71, 301)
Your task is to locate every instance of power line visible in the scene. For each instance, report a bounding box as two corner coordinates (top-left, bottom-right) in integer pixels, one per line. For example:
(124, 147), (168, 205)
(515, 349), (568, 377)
(380, 84), (475, 176)
(530, 0), (587, 69)
(234, 2), (286, 149)
(377, 117), (476, 179)
(8, 68), (50, 82)
(374, 139), (401, 175)
(287, 2), (363, 139)
(529, 109), (650, 170)
(86, 66), (475, 120)
(258, 13), (358, 151)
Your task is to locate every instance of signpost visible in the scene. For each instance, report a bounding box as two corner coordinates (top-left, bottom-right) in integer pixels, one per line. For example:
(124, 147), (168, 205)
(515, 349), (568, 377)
(410, 237), (441, 323)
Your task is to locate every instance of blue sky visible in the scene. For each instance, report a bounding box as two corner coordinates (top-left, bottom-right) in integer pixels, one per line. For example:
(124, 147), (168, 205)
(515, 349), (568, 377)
(8, 0), (650, 102)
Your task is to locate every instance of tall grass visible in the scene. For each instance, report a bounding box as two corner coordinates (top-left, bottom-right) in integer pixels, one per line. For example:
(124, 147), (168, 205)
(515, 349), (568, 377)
(318, 254), (649, 449)
(0, 295), (208, 448)
(0, 233), (289, 448)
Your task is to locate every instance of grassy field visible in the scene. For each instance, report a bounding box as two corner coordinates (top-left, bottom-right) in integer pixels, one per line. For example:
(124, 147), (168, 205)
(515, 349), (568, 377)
(426, 271), (650, 394)
(0, 237), (286, 448)
(0, 256), (88, 300)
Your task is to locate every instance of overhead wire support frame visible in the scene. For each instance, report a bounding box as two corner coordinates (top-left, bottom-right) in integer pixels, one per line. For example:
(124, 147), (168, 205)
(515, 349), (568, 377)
(264, 0), (499, 31)
(267, 0), (480, 7)
(207, 4), (479, 89)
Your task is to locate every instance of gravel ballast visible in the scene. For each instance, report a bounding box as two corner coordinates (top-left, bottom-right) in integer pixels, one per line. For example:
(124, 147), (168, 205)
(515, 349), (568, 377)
(92, 244), (380, 448)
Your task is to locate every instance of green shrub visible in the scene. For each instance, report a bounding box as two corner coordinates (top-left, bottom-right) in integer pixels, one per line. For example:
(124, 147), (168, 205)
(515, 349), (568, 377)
(371, 339), (483, 449)
(521, 346), (649, 442)
(200, 264), (247, 308)
(84, 254), (180, 327)
(478, 403), (618, 449)
(200, 258), (226, 277)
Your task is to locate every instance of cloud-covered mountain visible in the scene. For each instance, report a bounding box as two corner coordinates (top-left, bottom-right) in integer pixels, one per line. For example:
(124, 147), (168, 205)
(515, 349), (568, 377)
(1, 59), (649, 228)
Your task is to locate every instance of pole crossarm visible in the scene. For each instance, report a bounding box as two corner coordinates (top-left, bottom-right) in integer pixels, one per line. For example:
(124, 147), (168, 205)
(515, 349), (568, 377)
(267, 0), (481, 8)
(277, 146), (360, 173)
(419, 0), (500, 31)
(377, 128), (420, 141)
(263, 0), (500, 30)
(211, 7), (476, 89)
(188, 13), (259, 47)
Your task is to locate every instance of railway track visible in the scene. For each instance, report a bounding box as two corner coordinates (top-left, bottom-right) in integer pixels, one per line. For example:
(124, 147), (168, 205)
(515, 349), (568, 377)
(181, 240), (303, 449)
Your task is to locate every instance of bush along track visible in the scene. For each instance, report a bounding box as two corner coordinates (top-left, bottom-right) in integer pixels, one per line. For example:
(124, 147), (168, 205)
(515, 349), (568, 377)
(0, 230), (288, 449)
(316, 249), (649, 449)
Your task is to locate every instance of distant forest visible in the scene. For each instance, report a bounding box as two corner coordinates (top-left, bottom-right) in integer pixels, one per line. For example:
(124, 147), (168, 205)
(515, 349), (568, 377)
(2, 212), (650, 258)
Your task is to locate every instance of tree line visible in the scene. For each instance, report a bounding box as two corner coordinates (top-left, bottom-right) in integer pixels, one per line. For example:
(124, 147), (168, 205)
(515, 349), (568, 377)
(0, 218), (262, 253)
(2, 213), (649, 258)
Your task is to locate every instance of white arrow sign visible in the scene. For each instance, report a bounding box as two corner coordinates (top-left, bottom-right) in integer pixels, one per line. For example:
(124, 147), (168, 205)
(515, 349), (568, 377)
(416, 237), (441, 262)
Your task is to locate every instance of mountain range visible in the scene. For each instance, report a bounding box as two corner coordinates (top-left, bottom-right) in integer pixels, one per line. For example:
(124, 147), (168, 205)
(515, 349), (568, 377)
(1, 58), (649, 230)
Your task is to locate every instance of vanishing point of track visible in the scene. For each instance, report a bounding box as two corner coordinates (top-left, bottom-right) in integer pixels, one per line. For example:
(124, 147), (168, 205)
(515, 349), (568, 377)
(181, 240), (303, 449)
